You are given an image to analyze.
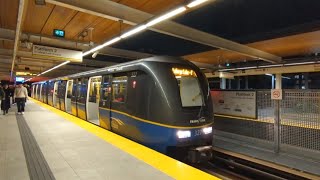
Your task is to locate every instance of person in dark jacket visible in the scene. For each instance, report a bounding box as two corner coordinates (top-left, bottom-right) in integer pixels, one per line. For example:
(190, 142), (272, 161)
(1, 84), (11, 115)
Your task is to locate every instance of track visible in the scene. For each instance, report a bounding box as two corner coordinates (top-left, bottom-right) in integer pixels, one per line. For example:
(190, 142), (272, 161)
(194, 151), (311, 180)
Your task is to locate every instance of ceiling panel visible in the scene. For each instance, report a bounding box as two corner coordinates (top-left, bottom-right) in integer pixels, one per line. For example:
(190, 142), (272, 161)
(3, 41), (14, 49)
(41, 5), (77, 36)
(139, 0), (185, 14)
(184, 30), (320, 64)
(23, 1), (55, 33)
(114, 0), (185, 14)
(63, 12), (99, 40)
(92, 20), (131, 43)
(0, 0), (19, 30)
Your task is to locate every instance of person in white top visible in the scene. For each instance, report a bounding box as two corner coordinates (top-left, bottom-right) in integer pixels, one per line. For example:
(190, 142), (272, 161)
(14, 83), (28, 115)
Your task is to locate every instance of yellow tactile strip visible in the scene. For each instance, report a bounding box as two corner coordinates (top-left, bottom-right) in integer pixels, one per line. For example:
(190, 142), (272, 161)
(31, 98), (220, 180)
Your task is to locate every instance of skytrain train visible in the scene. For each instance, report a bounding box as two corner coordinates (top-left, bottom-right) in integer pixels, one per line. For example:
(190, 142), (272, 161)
(32, 56), (213, 161)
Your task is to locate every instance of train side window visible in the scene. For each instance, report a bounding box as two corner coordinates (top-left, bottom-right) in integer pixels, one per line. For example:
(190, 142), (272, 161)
(67, 80), (73, 98)
(112, 76), (127, 103)
(101, 76), (111, 102)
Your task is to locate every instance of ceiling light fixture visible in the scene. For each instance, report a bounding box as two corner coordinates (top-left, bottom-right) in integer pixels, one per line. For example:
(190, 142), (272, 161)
(146, 6), (187, 27)
(37, 61), (70, 77)
(83, 37), (121, 56)
(187, 0), (210, 8)
(120, 25), (147, 38)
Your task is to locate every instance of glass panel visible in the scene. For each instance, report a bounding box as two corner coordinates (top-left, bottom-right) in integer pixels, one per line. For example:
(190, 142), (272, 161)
(67, 80), (73, 98)
(89, 77), (101, 103)
(172, 68), (203, 107)
(112, 76), (127, 103)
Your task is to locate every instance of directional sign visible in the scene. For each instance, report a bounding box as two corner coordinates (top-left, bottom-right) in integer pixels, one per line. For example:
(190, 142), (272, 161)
(271, 89), (282, 100)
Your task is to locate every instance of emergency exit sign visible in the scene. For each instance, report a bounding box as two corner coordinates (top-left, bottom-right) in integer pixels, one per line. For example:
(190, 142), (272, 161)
(53, 29), (65, 38)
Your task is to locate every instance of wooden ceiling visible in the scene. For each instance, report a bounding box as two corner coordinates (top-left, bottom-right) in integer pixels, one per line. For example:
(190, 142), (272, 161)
(184, 30), (320, 64)
(21, 0), (184, 44)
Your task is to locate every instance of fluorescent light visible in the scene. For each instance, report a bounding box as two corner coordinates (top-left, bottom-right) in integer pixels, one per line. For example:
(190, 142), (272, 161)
(187, 0), (209, 8)
(146, 6), (186, 27)
(38, 61), (70, 76)
(259, 64), (283, 68)
(265, 73), (273, 76)
(176, 130), (191, 139)
(202, 127), (212, 134)
(120, 25), (147, 38)
(282, 76), (291, 79)
(82, 37), (121, 56)
(284, 61), (316, 66)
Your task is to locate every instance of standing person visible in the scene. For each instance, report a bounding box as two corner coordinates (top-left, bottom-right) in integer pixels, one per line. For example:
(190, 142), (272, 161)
(14, 83), (28, 115)
(0, 85), (4, 114)
(1, 84), (11, 115)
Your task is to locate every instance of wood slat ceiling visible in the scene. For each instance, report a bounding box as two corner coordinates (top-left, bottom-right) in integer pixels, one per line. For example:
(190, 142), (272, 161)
(184, 30), (320, 64)
(114, 0), (185, 14)
(0, 0), (19, 30)
(21, 0), (185, 45)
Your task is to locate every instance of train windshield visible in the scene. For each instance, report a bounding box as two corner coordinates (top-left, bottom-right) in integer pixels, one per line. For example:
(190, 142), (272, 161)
(172, 68), (204, 107)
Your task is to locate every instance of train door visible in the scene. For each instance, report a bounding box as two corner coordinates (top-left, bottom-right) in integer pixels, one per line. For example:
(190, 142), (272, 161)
(77, 78), (88, 120)
(47, 81), (54, 106)
(37, 84), (41, 100)
(41, 82), (48, 103)
(86, 76), (102, 125)
(35, 84), (38, 99)
(39, 84), (43, 102)
(53, 81), (59, 109)
(59, 81), (67, 111)
(71, 79), (79, 116)
(65, 80), (73, 113)
(34, 84), (38, 99)
(99, 75), (112, 129)
(31, 85), (35, 98)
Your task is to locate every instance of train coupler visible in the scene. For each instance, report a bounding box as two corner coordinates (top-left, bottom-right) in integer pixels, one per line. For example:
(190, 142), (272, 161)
(187, 145), (213, 164)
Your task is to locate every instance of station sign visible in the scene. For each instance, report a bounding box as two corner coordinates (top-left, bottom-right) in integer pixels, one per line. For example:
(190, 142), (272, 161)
(271, 89), (282, 100)
(32, 45), (82, 62)
(211, 90), (257, 119)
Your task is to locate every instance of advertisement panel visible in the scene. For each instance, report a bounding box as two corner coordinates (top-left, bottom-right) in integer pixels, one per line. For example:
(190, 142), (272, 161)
(211, 90), (257, 119)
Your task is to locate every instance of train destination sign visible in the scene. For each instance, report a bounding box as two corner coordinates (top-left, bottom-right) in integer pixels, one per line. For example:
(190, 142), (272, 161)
(32, 45), (82, 62)
(211, 90), (257, 119)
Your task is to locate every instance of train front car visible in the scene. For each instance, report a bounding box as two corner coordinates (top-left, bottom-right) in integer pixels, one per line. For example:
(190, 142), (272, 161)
(140, 57), (213, 162)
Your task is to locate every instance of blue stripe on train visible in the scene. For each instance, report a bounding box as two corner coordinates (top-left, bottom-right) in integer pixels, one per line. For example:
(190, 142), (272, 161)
(99, 108), (212, 153)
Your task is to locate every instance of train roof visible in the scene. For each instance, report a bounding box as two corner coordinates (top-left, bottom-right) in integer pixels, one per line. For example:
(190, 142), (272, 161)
(32, 56), (192, 84)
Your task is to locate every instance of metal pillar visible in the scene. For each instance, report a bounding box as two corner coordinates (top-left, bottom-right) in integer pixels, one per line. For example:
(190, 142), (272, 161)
(220, 78), (226, 89)
(304, 73), (309, 89)
(237, 77), (241, 90)
(274, 73), (282, 154)
(271, 75), (275, 89)
(228, 79), (232, 89)
(245, 76), (249, 89)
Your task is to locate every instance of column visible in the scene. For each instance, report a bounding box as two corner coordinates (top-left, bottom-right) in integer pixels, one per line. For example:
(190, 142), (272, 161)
(220, 78), (226, 89)
(245, 76), (249, 89)
(304, 73), (309, 89)
(275, 74), (282, 89)
(274, 73), (282, 153)
(228, 79), (232, 89)
(237, 77), (240, 90)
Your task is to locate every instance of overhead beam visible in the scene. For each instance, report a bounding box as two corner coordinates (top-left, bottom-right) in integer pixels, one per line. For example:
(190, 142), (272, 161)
(0, 28), (152, 59)
(46, 0), (282, 63)
(0, 48), (118, 68)
(11, 0), (28, 79)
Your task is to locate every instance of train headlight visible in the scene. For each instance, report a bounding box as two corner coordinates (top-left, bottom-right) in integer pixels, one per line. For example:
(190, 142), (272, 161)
(202, 127), (212, 134)
(177, 130), (191, 139)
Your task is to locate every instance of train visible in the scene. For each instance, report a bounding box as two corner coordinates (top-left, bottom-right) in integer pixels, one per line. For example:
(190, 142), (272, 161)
(31, 56), (214, 162)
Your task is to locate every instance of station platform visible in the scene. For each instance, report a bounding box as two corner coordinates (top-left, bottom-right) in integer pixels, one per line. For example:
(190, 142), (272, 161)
(0, 99), (218, 180)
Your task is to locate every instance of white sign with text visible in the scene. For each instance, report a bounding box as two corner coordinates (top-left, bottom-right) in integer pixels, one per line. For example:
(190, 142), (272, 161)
(211, 91), (257, 119)
(33, 45), (82, 62)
